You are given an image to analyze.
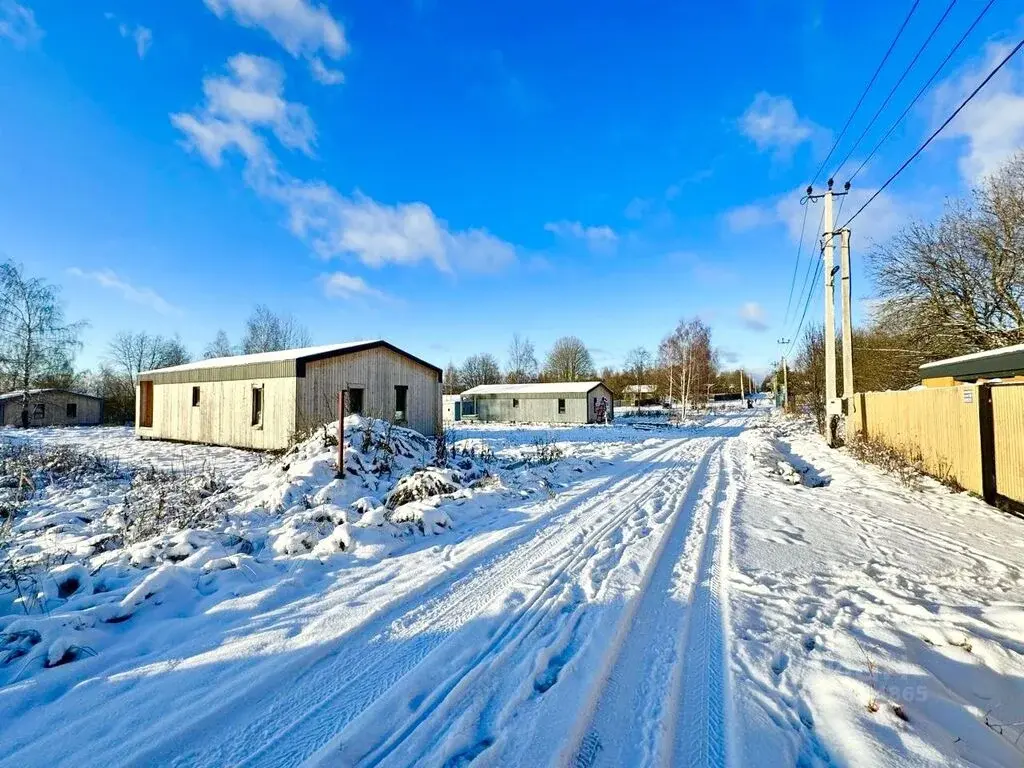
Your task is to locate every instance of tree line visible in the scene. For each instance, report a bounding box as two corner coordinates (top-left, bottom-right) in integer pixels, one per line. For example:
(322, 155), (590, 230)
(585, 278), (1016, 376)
(782, 152), (1024, 432)
(0, 263), (314, 425)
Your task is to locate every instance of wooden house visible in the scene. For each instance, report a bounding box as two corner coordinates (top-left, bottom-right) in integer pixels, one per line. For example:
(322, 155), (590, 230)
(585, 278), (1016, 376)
(0, 389), (104, 427)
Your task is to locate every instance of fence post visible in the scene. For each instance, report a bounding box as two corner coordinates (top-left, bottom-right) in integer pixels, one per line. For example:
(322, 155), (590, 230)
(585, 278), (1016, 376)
(336, 390), (347, 479)
(978, 384), (996, 506)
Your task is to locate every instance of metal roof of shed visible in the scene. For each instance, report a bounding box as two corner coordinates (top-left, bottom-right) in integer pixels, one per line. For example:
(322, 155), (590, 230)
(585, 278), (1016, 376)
(919, 343), (1024, 380)
(0, 388), (102, 401)
(461, 381), (605, 395)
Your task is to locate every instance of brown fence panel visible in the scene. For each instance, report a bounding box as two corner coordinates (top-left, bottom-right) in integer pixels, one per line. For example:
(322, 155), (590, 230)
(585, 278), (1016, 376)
(848, 385), (983, 495)
(992, 383), (1024, 505)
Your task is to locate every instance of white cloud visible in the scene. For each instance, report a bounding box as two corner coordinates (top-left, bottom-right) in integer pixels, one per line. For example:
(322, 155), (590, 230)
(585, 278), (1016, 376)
(171, 54), (315, 165)
(724, 184), (909, 246)
(172, 55), (518, 274)
(67, 268), (179, 315)
(932, 38), (1024, 183)
(321, 272), (390, 301)
(624, 197), (651, 221)
(739, 302), (768, 332)
(739, 92), (823, 158)
(544, 220), (617, 252)
(0, 1), (41, 47)
(205, 0), (347, 83)
(309, 56), (344, 85)
(106, 13), (152, 59)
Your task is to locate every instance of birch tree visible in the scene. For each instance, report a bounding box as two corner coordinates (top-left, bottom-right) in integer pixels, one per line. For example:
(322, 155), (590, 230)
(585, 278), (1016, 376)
(506, 334), (539, 383)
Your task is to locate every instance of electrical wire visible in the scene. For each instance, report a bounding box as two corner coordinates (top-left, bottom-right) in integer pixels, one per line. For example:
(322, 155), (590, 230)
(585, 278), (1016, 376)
(832, 0), (957, 180)
(788, 202), (826, 340)
(810, 0), (921, 186)
(788, 257), (824, 358)
(783, 200), (811, 326)
(847, 0), (996, 183)
(842, 36), (1024, 229)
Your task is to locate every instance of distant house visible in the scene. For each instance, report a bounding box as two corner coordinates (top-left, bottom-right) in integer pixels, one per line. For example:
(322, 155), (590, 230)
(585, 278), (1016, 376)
(0, 389), (104, 428)
(459, 381), (614, 424)
(136, 340), (442, 450)
(920, 344), (1024, 387)
(443, 394), (463, 423)
(623, 383), (658, 406)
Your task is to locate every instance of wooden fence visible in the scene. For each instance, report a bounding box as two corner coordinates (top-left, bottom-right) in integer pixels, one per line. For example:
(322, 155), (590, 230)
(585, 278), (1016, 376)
(847, 383), (1024, 512)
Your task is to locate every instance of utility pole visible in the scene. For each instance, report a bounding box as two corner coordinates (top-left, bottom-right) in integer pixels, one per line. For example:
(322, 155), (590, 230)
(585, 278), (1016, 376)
(840, 228), (854, 406)
(777, 338), (790, 412)
(804, 180), (849, 446)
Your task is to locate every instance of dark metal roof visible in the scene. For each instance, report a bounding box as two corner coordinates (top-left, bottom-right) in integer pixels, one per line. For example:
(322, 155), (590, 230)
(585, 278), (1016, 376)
(919, 344), (1024, 380)
(0, 388), (103, 402)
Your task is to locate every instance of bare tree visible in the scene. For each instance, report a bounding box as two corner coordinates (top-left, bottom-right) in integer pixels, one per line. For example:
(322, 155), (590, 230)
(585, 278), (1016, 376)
(204, 330), (235, 359)
(460, 353), (502, 388)
(623, 347), (652, 402)
(0, 261), (85, 426)
(443, 361), (462, 395)
(659, 318), (715, 416)
(240, 304), (311, 354)
(869, 152), (1024, 358)
(506, 333), (538, 383)
(105, 332), (191, 394)
(543, 336), (594, 382)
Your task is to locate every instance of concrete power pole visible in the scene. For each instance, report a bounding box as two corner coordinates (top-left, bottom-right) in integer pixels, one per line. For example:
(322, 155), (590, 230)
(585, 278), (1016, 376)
(822, 182), (838, 438)
(777, 338), (790, 411)
(840, 228), (854, 405)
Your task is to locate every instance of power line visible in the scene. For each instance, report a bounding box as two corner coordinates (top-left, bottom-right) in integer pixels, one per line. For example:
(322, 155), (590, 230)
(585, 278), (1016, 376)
(788, 202), (825, 339)
(810, 0), (922, 186)
(783, 199), (811, 326)
(847, 0), (996, 184)
(842, 36), (1024, 229)
(832, 0), (957, 180)
(787, 257), (824, 358)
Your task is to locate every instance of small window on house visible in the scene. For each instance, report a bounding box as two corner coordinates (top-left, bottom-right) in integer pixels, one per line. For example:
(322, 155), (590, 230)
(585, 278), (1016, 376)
(251, 385), (264, 427)
(513, 398), (519, 408)
(394, 385), (408, 423)
(66, 403), (77, 419)
(192, 386), (201, 407)
(557, 398), (566, 414)
(139, 380), (153, 427)
(32, 403), (45, 420)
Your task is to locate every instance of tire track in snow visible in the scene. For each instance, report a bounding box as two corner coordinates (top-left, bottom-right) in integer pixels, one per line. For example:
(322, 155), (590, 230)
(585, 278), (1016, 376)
(339, 441), (725, 768)
(571, 442), (732, 767)
(671, 439), (738, 768)
(150, 438), (705, 768)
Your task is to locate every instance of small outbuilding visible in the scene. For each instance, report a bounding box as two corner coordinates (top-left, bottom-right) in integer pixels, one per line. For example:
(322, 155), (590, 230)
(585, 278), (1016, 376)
(136, 340), (442, 450)
(459, 381), (613, 424)
(0, 389), (104, 428)
(920, 344), (1024, 387)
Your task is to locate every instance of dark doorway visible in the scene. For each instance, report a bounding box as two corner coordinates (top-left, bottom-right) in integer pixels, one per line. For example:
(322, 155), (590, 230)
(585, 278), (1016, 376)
(348, 387), (364, 415)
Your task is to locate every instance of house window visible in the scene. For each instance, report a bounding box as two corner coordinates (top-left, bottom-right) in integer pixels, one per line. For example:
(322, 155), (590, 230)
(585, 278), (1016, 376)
(513, 398), (519, 408)
(461, 398), (475, 417)
(347, 387), (364, 416)
(557, 398), (566, 414)
(32, 403), (45, 420)
(251, 385), (264, 427)
(139, 380), (154, 427)
(394, 385), (408, 423)
(66, 403), (77, 419)
(192, 386), (201, 407)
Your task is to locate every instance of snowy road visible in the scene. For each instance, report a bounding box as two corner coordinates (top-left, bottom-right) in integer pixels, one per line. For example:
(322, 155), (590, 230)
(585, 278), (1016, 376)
(5, 409), (1024, 767)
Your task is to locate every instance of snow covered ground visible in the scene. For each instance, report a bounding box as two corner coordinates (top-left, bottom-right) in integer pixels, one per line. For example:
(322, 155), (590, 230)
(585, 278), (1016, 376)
(1, 410), (1022, 767)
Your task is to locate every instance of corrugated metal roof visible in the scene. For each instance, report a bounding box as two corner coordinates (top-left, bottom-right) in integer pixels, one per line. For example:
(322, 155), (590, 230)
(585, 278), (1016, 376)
(919, 343), (1024, 380)
(140, 340), (381, 375)
(461, 381), (605, 395)
(0, 388), (102, 401)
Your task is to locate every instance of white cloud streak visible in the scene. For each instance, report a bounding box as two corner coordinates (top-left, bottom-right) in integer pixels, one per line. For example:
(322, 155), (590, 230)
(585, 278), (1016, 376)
(320, 272), (390, 301)
(739, 302), (768, 332)
(0, 1), (41, 47)
(67, 268), (180, 315)
(739, 92), (824, 158)
(172, 55), (517, 274)
(544, 220), (618, 252)
(205, 0), (347, 84)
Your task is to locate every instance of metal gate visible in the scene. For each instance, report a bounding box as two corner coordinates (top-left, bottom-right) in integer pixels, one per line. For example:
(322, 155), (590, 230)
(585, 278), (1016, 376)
(980, 383), (1024, 513)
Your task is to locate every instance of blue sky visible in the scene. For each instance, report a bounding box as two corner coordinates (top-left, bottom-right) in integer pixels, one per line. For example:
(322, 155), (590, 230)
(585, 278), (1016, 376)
(1, 1), (1022, 377)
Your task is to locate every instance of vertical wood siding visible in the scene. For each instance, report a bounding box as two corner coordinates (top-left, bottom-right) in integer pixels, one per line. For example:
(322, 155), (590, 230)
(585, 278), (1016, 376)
(992, 384), (1024, 504)
(0, 392), (103, 427)
(470, 385), (612, 424)
(847, 386), (983, 495)
(136, 378), (297, 450)
(297, 347), (441, 436)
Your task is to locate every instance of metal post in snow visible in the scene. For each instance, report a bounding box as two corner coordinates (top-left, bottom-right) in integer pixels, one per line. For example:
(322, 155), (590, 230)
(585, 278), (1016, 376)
(336, 390), (347, 479)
